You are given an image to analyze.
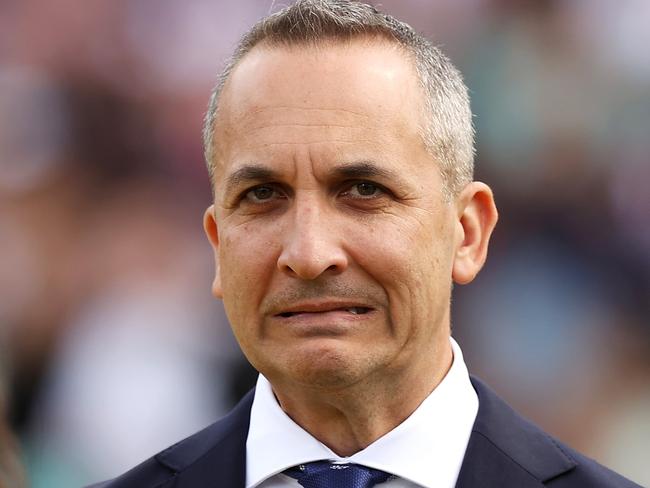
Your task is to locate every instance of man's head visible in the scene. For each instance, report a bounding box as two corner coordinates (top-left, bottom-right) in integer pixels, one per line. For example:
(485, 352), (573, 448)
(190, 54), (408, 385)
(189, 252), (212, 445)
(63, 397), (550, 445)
(203, 0), (474, 198)
(203, 0), (497, 395)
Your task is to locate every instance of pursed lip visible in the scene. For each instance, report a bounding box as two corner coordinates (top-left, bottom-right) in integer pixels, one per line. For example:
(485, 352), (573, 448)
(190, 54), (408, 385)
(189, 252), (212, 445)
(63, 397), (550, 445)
(271, 300), (374, 318)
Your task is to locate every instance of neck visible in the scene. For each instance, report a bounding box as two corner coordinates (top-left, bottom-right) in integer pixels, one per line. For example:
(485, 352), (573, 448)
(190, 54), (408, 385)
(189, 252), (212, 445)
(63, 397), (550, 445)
(270, 340), (453, 457)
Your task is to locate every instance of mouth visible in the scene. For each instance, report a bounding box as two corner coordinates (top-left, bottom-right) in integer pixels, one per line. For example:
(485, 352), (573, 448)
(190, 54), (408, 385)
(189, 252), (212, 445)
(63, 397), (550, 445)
(277, 306), (372, 318)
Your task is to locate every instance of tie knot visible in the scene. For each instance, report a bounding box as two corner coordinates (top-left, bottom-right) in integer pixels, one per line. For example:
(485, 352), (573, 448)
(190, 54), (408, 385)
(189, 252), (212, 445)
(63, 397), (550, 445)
(285, 461), (392, 488)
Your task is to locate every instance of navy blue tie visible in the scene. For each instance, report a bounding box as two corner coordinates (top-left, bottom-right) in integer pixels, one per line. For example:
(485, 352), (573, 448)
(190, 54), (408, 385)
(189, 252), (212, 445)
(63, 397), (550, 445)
(285, 461), (392, 488)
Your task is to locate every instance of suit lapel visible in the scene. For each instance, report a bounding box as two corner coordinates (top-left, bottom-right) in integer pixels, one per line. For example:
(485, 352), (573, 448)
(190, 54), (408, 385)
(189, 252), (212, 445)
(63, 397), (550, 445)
(455, 431), (545, 488)
(155, 389), (254, 488)
(455, 377), (576, 488)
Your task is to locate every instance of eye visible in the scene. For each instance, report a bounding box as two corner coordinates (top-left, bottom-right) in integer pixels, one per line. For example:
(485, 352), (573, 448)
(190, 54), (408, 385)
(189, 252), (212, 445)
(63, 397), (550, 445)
(342, 181), (385, 199)
(243, 185), (283, 203)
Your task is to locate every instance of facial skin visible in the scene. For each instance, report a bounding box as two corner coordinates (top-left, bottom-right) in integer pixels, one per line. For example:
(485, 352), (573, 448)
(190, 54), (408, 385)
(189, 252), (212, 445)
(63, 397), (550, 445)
(204, 39), (497, 455)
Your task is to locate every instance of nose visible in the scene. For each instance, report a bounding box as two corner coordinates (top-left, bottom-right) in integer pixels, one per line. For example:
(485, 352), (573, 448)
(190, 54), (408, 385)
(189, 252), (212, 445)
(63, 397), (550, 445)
(277, 199), (349, 280)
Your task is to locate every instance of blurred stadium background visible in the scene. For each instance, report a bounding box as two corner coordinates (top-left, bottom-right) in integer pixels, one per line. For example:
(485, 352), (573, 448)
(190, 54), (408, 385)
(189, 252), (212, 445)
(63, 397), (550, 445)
(0, 0), (648, 486)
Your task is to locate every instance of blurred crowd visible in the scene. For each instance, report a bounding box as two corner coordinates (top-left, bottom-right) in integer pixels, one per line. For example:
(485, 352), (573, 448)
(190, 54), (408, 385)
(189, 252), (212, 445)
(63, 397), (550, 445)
(0, 1), (648, 486)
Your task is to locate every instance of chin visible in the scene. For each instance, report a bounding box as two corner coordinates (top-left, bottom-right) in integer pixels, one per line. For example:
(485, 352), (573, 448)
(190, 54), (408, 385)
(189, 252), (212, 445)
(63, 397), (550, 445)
(267, 342), (374, 390)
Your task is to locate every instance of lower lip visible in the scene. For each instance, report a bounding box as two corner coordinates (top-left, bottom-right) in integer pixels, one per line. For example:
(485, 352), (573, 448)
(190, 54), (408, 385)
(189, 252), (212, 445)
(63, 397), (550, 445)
(271, 309), (375, 335)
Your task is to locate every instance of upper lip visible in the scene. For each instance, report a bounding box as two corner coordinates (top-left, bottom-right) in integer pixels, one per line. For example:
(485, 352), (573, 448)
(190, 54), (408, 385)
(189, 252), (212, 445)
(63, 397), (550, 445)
(272, 301), (373, 316)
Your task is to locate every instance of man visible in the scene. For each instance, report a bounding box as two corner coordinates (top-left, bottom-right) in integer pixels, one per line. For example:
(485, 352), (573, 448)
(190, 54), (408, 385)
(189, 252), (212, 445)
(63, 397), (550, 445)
(93, 1), (640, 487)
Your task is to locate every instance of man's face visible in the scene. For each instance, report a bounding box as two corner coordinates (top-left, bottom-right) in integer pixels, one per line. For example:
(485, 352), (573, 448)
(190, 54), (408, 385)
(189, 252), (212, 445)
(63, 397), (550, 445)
(207, 40), (463, 391)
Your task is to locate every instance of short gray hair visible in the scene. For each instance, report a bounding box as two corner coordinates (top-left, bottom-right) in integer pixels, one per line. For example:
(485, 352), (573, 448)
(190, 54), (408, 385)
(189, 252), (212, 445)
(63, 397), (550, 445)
(203, 0), (474, 196)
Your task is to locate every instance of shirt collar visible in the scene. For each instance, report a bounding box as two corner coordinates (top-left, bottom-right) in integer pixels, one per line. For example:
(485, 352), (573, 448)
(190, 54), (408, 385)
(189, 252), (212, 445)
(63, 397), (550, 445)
(246, 337), (478, 488)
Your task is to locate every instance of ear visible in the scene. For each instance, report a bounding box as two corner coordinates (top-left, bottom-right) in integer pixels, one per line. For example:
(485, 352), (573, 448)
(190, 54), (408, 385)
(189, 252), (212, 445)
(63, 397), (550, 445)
(452, 182), (498, 285)
(203, 205), (223, 298)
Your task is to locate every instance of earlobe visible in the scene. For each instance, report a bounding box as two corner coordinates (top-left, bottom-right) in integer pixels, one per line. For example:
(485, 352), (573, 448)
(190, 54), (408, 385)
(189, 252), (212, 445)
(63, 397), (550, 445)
(203, 205), (223, 298)
(451, 182), (498, 285)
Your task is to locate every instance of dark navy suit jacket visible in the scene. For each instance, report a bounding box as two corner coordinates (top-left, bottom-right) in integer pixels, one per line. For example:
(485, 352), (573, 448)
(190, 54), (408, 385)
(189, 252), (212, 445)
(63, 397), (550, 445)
(92, 377), (641, 487)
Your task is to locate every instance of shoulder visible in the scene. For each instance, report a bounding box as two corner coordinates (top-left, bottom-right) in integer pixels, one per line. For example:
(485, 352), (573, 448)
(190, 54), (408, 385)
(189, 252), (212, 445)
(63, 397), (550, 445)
(460, 377), (641, 488)
(87, 389), (255, 488)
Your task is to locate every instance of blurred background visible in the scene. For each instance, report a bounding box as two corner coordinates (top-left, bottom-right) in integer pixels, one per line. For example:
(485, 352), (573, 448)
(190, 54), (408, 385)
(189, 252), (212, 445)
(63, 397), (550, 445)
(0, 0), (648, 486)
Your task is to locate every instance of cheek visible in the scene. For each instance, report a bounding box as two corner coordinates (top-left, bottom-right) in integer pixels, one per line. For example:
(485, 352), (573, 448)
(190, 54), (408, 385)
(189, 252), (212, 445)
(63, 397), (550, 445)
(349, 215), (448, 281)
(218, 225), (278, 316)
(347, 216), (454, 317)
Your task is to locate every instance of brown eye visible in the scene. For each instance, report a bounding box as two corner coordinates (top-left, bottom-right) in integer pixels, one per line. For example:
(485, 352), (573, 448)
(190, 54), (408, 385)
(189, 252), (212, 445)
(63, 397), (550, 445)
(343, 181), (384, 199)
(356, 182), (378, 196)
(245, 186), (277, 202)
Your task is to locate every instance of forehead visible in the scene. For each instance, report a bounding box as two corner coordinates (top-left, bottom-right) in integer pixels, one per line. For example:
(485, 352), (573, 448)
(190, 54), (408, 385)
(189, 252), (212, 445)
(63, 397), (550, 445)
(222, 40), (423, 126)
(212, 40), (429, 180)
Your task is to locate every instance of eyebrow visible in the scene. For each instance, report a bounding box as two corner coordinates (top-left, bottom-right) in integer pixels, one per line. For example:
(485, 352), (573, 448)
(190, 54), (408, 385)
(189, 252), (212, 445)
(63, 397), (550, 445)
(328, 161), (399, 181)
(223, 165), (281, 197)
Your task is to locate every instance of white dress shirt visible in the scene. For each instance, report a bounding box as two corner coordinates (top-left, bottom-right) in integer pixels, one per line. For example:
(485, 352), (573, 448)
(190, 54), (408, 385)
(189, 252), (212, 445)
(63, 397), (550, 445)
(246, 338), (478, 488)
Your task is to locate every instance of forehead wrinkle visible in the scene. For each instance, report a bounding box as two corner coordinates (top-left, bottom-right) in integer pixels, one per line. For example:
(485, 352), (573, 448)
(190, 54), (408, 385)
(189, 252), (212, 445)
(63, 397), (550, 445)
(249, 122), (362, 129)
(247, 134), (377, 148)
(246, 139), (377, 149)
(233, 108), (371, 135)
(240, 123), (367, 144)
(238, 123), (373, 149)
(242, 105), (371, 120)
